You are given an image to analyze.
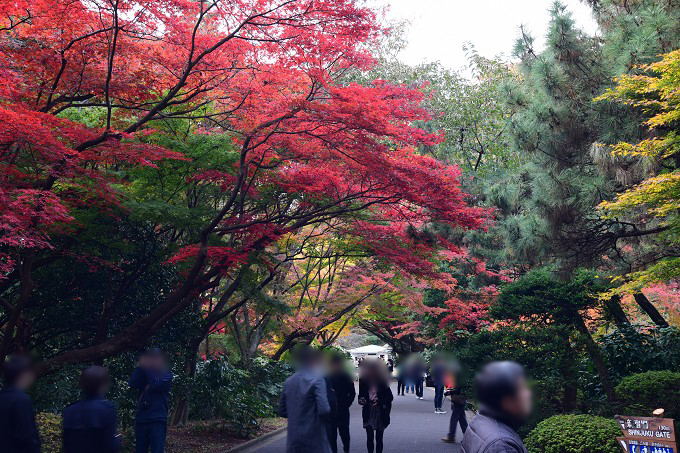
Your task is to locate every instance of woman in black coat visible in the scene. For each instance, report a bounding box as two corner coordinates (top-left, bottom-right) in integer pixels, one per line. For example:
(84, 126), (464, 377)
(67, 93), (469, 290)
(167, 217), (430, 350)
(358, 360), (393, 453)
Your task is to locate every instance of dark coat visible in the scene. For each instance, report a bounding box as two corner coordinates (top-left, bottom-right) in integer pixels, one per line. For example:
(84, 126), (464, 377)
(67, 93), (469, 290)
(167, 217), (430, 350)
(461, 408), (528, 453)
(62, 397), (121, 453)
(325, 376), (338, 419)
(128, 367), (173, 423)
(329, 371), (355, 412)
(358, 378), (393, 430)
(278, 368), (331, 453)
(0, 387), (40, 453)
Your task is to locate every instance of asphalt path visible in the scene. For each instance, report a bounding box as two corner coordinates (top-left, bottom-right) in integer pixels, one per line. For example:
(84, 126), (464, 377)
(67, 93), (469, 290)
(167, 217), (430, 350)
(249, 382), (472, 453)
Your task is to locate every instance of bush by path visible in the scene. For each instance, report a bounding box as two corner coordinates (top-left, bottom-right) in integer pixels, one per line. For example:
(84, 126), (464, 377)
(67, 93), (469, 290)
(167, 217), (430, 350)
(525, 414), (621, 453)
(615, 370), (680, 420)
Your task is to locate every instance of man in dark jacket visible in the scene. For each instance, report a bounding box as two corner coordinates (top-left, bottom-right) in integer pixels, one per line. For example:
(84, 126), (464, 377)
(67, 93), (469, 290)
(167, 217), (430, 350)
(462, 361), (532, 453)
(327, 353), (356, 453)
(129, 349), (173, 453)
(63, 366), (121, 453)
(0, 356), (40, 453)
(278, 346), (331, 453)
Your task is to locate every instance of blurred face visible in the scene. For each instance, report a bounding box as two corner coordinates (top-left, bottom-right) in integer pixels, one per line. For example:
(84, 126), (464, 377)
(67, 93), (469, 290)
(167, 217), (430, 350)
(15, 370), (36, 391)
(145, 354), (165, 371)
(331, 360), (343, 374)
(501, 377), (533, 420)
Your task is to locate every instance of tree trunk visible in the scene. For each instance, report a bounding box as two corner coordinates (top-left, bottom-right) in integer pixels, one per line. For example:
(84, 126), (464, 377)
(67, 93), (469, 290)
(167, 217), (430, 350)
(169, 339), (202, 427)
(604, 295), (630, 328)
(560, 336), (578, 412)
(0, 253), (35, 363)
(633, 293), (669, 328)
(571, 312), (617, 404)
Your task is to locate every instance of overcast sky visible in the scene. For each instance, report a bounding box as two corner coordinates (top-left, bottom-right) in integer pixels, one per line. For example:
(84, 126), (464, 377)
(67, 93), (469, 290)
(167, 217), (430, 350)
(371, 0), (599, 70)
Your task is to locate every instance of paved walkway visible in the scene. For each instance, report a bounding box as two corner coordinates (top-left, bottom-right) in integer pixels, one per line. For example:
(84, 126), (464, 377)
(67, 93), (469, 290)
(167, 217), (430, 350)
(248, 383), (473, 453)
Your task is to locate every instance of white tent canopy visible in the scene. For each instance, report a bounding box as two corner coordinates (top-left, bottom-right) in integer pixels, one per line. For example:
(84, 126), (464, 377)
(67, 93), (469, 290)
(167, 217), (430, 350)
(347, 344), (392, 364)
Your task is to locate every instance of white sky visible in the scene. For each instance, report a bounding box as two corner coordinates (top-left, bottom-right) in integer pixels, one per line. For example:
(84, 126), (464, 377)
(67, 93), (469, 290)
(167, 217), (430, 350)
(371, 0), (599, 70)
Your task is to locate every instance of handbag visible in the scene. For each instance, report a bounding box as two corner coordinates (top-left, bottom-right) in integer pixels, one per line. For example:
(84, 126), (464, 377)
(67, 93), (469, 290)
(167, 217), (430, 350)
(450, 394), (466, 405)
(425, 375), (435, 388)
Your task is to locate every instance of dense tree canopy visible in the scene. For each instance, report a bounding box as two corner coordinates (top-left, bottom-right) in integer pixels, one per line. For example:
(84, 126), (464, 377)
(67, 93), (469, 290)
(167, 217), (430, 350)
(1, 0), (680, 443)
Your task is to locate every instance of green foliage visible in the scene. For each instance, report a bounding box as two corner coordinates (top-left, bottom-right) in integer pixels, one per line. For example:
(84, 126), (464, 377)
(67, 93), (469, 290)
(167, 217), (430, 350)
(36, 413), (62, 453)
(525, 415), (621, 453)
(174, 357), (291, 438)
(491, 268), (608, 322)
(452, 325), (578, 433)
(598, 326), (680, 382)
(616, 371), (680, 419)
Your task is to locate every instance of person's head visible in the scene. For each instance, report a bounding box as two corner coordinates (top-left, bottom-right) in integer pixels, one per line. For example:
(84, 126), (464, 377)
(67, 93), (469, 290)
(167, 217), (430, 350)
(140, 348), (167, 371)
(329, 352), (346, 374)
(293, 345), (323, 370)
(475, 361), (532, 421)
(2, 355), (35, 390)
(360, 359), (388, 384)
(79, 366), (111, 398)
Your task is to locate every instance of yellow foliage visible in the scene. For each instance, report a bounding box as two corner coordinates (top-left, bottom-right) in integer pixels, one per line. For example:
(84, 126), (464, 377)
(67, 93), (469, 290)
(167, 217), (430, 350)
(595, 49), (680, 295)
(599, 172), (680, 218)
(36, 412), (62, 453)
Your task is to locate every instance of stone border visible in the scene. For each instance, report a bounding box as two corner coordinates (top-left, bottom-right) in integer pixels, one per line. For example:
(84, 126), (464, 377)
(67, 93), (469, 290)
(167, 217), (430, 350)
(226, 425), (287, 453)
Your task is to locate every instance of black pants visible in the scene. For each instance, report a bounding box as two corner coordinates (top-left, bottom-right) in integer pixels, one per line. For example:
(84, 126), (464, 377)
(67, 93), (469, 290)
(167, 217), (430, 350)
(365, 427), (384, 453)
(329, 412), (351, 453)
(434, 385), (444, 409)
(447, 403), (468, 440)
(415, 379), (424, 397)
(397, 379), (405, 395)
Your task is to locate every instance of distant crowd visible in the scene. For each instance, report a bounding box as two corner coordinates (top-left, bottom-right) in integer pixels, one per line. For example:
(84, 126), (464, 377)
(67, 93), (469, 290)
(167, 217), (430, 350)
(279, 348), (533, 453)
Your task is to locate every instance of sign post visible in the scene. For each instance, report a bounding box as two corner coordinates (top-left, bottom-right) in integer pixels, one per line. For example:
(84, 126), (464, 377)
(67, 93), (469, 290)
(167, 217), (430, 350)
(615, 415), (676, 453)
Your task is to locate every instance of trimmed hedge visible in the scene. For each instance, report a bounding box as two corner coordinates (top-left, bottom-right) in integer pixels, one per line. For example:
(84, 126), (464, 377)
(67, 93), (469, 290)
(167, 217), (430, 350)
(525, 414), (621, 453)
(615, 371), (680, 419)
(36, 412), (62, 453)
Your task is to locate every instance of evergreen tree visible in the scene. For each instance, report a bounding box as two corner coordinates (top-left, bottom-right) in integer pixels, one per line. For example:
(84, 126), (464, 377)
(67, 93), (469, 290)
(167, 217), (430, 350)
(503, 1), (612, 271)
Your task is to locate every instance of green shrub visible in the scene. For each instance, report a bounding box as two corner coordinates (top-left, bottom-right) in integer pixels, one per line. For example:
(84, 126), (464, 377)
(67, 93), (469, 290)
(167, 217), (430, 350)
(36, 412), (62, 453)
(174, 356), (291, 438)
(525, 414), (621, 453)
(616, 370), (680, 419)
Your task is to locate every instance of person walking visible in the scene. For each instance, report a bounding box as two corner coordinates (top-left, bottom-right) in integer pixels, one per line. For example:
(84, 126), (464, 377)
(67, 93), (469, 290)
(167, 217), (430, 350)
(358, 360), (393, 453)
(414, 358), (426, 400)
(278, 346), (331, 453)
(461, 361), (532, 453)
(395, 361), (406, 396)
(0, 356), (40, 453)
(431, 356), (446, 413)
(327, 353), (355, 453)
(129, 348), (173, 453)
(63, 366), (121, 453)
(442, 384), (468, 443)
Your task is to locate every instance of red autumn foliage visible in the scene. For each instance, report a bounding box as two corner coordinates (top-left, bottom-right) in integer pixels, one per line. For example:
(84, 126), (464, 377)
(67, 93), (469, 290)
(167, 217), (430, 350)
(0, 0), (488, 370)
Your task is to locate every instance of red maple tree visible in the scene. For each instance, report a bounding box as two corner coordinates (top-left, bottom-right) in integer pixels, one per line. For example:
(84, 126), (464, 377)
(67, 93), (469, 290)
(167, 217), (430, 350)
(1, 0), (487, 371)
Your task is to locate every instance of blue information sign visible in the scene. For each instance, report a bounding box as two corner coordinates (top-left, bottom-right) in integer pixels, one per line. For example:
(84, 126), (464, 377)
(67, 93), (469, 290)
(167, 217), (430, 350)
(628, 446), (674, 453)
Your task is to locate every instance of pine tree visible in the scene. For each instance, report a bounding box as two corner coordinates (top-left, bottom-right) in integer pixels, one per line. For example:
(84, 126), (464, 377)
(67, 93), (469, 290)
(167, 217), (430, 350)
(504, 1), (611, 270)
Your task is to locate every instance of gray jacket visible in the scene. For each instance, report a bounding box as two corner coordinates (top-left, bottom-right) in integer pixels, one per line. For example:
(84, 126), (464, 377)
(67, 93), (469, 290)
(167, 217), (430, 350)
(278, 368), (331, 453)
(462, 408), (528, 453)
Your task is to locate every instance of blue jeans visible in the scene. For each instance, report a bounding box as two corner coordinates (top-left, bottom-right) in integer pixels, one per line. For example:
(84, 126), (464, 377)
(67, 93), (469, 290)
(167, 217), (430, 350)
(434, 385), (445, 409)
(135, 421), (167, 453)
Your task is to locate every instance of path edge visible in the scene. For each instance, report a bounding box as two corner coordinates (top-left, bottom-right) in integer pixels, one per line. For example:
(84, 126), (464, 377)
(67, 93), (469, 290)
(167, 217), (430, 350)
(226, 425), (287, 452)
